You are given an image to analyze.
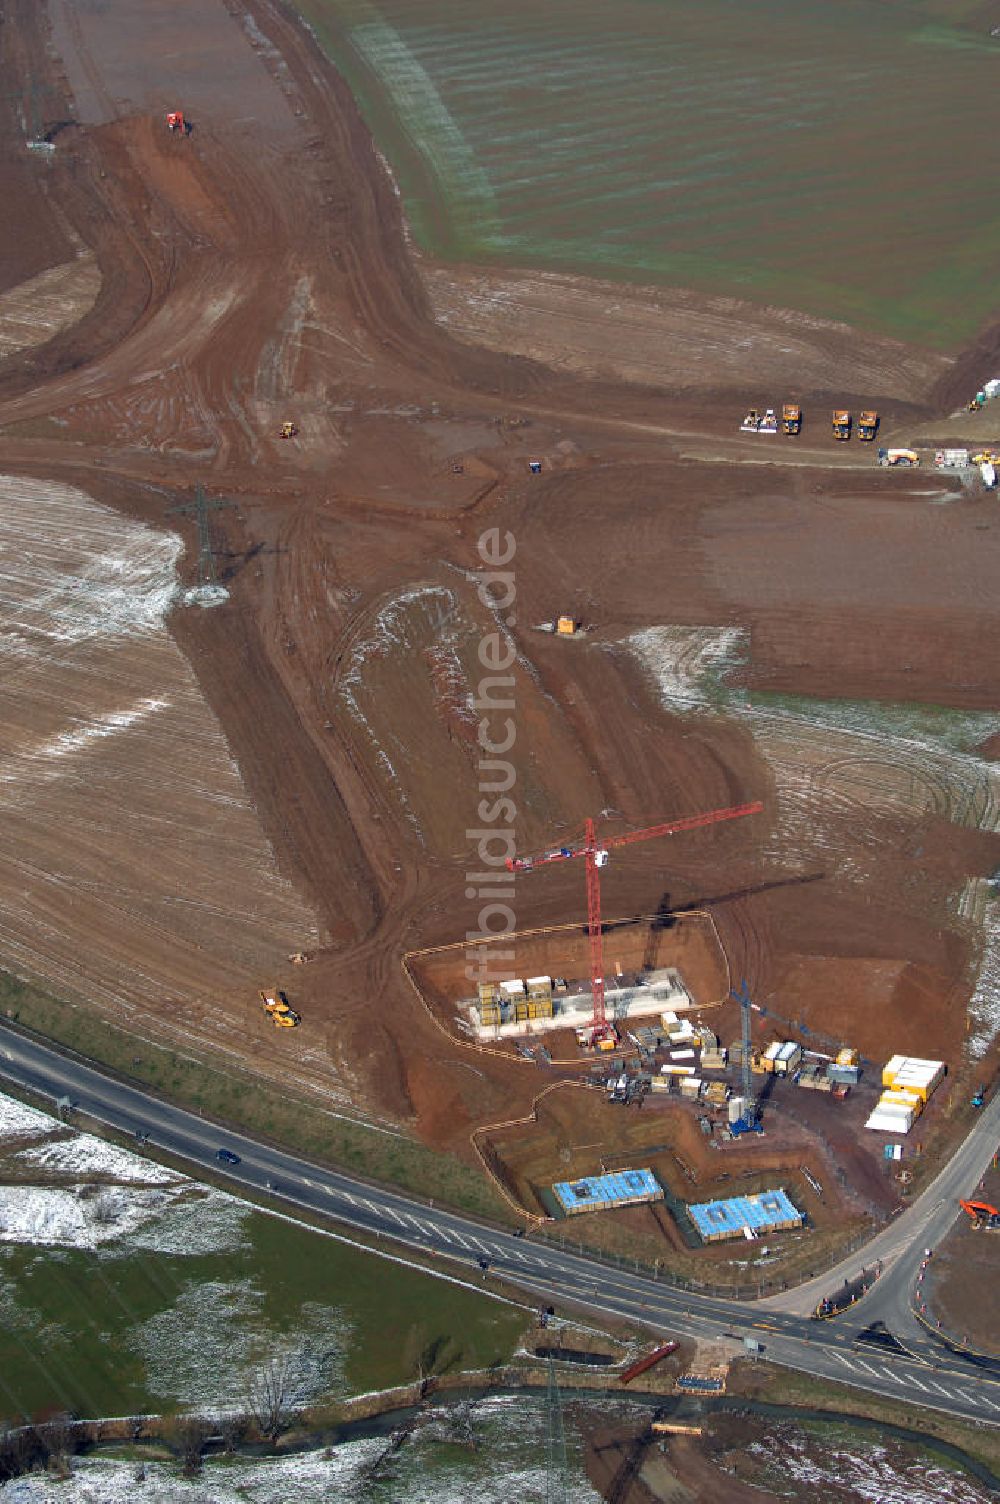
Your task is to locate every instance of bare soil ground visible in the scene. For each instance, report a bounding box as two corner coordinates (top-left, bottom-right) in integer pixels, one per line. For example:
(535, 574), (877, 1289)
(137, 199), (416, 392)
(925, 1161), (1000, 1355)
(0, 0), (998, 1234)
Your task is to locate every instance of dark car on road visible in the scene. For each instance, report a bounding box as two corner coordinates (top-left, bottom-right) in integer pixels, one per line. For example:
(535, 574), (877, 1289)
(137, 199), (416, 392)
(216, 1149), (241, 1166)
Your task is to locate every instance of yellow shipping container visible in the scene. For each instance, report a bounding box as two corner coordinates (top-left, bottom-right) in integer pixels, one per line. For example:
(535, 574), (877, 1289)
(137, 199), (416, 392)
(882, 1054), (905, 1088)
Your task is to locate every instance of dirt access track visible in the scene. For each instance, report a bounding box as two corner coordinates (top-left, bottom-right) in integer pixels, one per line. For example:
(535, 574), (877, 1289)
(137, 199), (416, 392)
(1, 0), (999, 1212)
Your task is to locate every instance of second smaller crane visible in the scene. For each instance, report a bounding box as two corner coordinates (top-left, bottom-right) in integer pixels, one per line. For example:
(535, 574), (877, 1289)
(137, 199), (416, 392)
(729, 979), (763, 1133)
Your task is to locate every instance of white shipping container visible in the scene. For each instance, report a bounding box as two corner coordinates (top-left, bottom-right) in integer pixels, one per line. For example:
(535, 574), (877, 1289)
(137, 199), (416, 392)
(670, 1048), (696, 1061)
(660, 1063), (696, 1077)
(882, 1090), (922, 1116)
(866, 1106), (913, 1133)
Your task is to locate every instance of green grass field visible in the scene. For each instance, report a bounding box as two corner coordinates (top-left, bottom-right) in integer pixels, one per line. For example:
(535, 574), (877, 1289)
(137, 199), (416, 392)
(294, 0), (1000, 347)
(0, 1203), (525, 1420)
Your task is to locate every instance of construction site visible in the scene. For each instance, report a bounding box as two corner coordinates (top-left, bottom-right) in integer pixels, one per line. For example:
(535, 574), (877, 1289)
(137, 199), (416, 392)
(0, 0), (999, 1327)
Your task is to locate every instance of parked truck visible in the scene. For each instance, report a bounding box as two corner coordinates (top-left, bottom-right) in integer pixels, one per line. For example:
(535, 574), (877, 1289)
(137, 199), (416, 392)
(782, 403), (802, 435)
(832, 410), (851, 441)
(857, 411), (878, 441)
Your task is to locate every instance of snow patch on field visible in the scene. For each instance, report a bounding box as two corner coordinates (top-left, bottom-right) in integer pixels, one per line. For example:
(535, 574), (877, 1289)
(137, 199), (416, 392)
(628, 624), (746, 709)
(118, 1187), (249, 1258)
(338, 586), (461, 837)
(0, 1093), (57, 1141)
(962, 886), (1000, 1059)
(132, 1283), (349, 1411)
(0, 477), (182, 649)
(748, 1433), (992, 1502)
(0, 1089), (247, 1256)
(15, 1134), (184, 1185)
(0, 1184), (177, 1250)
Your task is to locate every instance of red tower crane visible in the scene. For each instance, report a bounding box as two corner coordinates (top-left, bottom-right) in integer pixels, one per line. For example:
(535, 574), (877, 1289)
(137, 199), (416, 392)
(507, 801), (763, 1046)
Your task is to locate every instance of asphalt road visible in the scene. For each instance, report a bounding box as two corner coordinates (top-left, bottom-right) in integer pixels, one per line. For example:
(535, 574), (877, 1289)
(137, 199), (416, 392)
(2, 1025), (999, 1428)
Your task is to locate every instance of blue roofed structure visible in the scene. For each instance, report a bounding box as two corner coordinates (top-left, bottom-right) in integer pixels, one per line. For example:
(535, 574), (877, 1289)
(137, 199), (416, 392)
(687, 1187), (802, 1242)
(552, 1167), (663, 1217)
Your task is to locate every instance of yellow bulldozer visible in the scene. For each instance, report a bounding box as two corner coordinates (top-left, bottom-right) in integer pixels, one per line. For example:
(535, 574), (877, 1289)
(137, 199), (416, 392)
(260, 989), (300, 1028)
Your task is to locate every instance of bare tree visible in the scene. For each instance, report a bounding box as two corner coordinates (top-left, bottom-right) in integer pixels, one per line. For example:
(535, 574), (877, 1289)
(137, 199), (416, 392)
(246, 1355), (294, 1444)
(166, 1414), (210, 1477)
(218, 1411), (250, 1454)
(40, 1412), (76, 1476)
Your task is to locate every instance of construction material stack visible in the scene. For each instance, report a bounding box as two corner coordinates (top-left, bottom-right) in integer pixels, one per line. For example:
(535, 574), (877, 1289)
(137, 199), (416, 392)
(827, 1048), (861, 1086)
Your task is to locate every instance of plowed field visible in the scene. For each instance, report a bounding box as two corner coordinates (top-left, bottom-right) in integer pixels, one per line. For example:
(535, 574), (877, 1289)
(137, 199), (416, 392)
(0, 0), (997, 1226)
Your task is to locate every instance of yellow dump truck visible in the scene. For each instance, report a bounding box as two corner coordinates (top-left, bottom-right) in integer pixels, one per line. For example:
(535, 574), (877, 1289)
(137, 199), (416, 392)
(781, 403), (802, 435)
(832, 410), (851, 441)
(857, 411), (878, 441)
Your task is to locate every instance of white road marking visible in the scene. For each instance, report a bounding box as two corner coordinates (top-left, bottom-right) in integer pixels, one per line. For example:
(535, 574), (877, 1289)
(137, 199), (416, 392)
(899, 1371), (932, 1393)
(926, 1380), (956, 1398)
(832, 1352), (857, 1371)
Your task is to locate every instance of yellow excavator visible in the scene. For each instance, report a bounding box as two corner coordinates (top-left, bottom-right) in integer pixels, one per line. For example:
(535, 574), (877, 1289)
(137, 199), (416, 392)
(260, 989), (300, 1029)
